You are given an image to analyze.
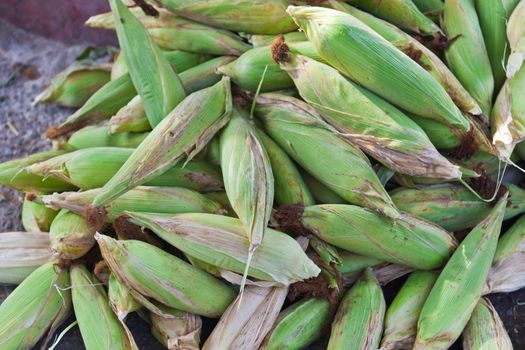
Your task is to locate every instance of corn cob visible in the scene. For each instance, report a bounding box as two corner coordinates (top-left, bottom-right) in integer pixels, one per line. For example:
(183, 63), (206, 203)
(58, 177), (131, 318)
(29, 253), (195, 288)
(41, 186), (225, 223)
(21, 194), (58, 232)
(506, 0), (525, 78)
(0, 262), (71, 349)
(65, 126), (148, 149)
(108, 273), (141, 320)
(126, 212), (321, 285)
(249, 31), (307, 47)
(414, 194), (507, 350)
(260, 297), (330, 350)
(462, 298), (513, 350)
(27, 147), (223, 191)
(381, 271), (438, 350)
(391, 183), (525, 231)
(109, 0), (186, 128)
(96, 234), (236, 317)
(108, 95), (151, 133)
(87, 7), (251, 56)
(329, 1), (483, 118)
(327, 268), (385, 350)
(71, 265), (137, 350)
(112, 51), (127, 80)
(0, 231), (52, 285)
(179, 55), (236, 94)
(150, 303), (202, 350)
(345, 0), (441, 36)
(284, 204), (456, 270)
(92, 77), (231, 207)
(486, 214), (525, 293)
(256, 93), (399, 217)
(217, 42), (322, 92)
(34, 63), (111, 108)
(49, 209), (96, 261)
(301, 171), (347, 204)
(444, 0), (494, 116)
(203, 285), (287, 350)
(152, 0), (297, 34)
(287, 6), (469, 131)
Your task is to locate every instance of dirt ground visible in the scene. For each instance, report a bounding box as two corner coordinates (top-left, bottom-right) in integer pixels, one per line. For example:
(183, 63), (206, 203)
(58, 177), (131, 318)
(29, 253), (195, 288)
(0, 18), (524, 350)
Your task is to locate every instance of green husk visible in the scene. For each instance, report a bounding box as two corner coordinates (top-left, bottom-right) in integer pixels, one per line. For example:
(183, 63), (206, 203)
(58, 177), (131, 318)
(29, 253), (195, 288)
(179, 56), (236, 93)
(49, 209), (96, 261)
(0, 262), (71, 350)
(444, 0), (494, 116)
(486, 214), (525, 293)
(108, 95), (152, 133)
(71, 265), (137, 350)
(41, 186), (225, 223)
(0, 231), (52, 285)
(152, 0), (297, 34)
(108, 273), (141, 320)
(217, 42), (322, 92)
(34, 63), (111, 107)
(256, 93), (399, 217)
(65, 126), (148, 149)
(109, 0), (186, 128)
(329, 1), (483, 117)
(126, 212), (320, 286)
(96, 234), (236, 317)
(413, 0), (444, 17)
(414, 194), (508, 350)
(327, 268), (385, 350)
(21, 194), (58, 232)
(249, 32), (307, 47)
(506, 0), (525, 78)
(296, 204), (456, 270)
(87, 7), (251, 55)
(391, 183), (525, 231)
(92, 77), (231, 207)
(150, 303), (201, 350)
(346, 0), (441, 36)
(260, 297), (330, 350)
(287, 5), (468, 131)
(111, 51), (127, 80)
(301, 171), (346, 204)
(462, 298), (513, 350)
(335, 252), (385, 287)
(381, 271), (438, 350)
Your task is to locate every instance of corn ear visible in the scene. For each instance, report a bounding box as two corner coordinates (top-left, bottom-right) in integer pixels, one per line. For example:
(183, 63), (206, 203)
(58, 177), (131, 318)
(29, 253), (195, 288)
(391, 183), (525, 231)
(260, 297), (330, 350)
(287, 6), (468, 131)
(109, 0), (186, 128)
(486, 214), (525, 293)
(203, 285), (288, 350)
(126, 212), (320, 285)
(96, 234), (236, 317)
(34, 63), (111, 107)
(49, 209), (96, 261)
(92, 77), (231, 207)
(0, 231), (52, 285)
(506, 0), (525, 78)
(256, 93), (399, 217)
(414, 194), (508, 350)
(462, 298), (513, 350)
(327, 268), (385, 350)
(249, 32), (307, 47)
(152, 0), (297, 34)
(444, 0), (494, 116)
(108, 273), (141, 320)
(150, 303), (201, 350)
(108, 95), (151, 133)
(21, 194), (58, 232)
(381, 271), (438, 350)
(179, 55), (236, 93)
(273, 50), (461, 180)
(65, 126), (148, 149)
(71, 265), (137, 350)
(87, 7), (251, 56)
(0, 262), (71, 349)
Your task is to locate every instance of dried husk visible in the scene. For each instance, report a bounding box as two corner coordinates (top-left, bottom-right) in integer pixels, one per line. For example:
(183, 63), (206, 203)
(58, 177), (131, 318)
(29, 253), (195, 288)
(150, 303), (202, 350)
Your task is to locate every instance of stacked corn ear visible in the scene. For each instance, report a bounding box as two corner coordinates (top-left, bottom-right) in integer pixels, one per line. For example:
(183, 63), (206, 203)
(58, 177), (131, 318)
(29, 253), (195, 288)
(381, 271), (438, 350)
(486, 214), (525, 293)
(34, 62), (111, 108)
(87, 6), (251, 55)
(506, 0), (525, 78)
(178, 55), (236, 93)
(0, 263), (71, 349)
(327, 268), (385, 350)
(462, 297), (513, 350)
(260, 297), (330, 350)
(203, 285), (288, 349)
(21, 194), (58, 232)
(0, 231), (52, 285)
(96, 234), (236, 317)
(108, 273), (141, 320)
(272, 49), (462, 180)
(414, 194), (507, 350)
(92, 77), (231, 206)
(150, 303), (202, 350)
(28, 147), (223, 191)
(49, 209), (96, 261)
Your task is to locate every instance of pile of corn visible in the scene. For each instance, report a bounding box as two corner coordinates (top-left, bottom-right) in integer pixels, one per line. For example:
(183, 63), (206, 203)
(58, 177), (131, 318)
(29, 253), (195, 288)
(2, 0), (525, 349)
